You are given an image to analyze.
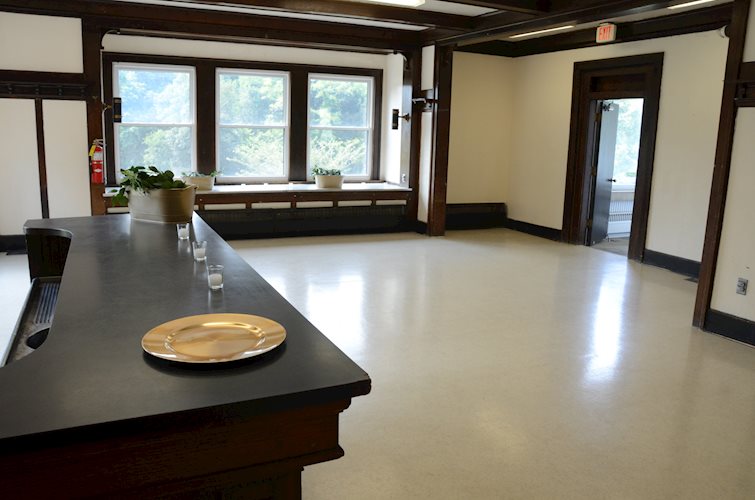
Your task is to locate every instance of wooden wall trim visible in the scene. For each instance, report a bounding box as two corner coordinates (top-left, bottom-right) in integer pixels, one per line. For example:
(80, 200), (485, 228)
(643, 249), (700, 279)
(101, 52), (383, 185)
(34, 99), (49, 219)
(562, 52), (664, 264)
(458, 3), (732, 58)
(693, 0), (752, 328)
(0, 0), (419, 52)
(402, 49), (422, 224)
(705, 309), (755, 346)
(427, 45), (454, 237)
(82, 19), (106, 216)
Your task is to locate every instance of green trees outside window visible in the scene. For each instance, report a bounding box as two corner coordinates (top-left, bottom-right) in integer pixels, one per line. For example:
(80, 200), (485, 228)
(115, 65), (194, 176)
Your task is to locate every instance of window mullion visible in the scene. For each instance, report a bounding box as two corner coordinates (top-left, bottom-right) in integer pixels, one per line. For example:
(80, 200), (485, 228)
(196, 62), (215, 175)
(289, 70), (308, 181)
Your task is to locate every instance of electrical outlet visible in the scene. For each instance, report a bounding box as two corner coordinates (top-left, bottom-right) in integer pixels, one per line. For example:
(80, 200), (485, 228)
(736, 278), (748, 295)
(401, 173), (407, 184)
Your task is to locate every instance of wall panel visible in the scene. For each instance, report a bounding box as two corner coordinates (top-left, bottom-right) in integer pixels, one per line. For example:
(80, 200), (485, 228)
(43, 100), (91, 219)
(0, 99), (42, 235)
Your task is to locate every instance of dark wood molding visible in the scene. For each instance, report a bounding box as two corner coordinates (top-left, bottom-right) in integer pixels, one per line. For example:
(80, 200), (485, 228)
(449, 0), (547, 14)
(459, 3), (732, 58)
(101, 52), (383, 184)
(402, 49), (422, 224)
(163, 0), (473, 31)
(459, 0), (683, 44)
(705, 309), (755, 347)
(694, 0), (752, 328)
(34, 99), (49, 219)
(82, 19), (106, 216)
(0, 70), (89, 99)
(0, 0), (420, 51)
(561, 53), (664, 263)
(414, 220), (428, 234)
(446, 203), (507, 230)
(643, 249), (700, 279)
(427, 45), (454, 237)
(504, 218), (561, 241)
(195, 62), (216, 175)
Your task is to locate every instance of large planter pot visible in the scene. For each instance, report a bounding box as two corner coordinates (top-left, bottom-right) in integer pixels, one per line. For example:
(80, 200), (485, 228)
(181, 175), (215, 191)
(128, 186), (197, 224)
(314, 175), (344, 189)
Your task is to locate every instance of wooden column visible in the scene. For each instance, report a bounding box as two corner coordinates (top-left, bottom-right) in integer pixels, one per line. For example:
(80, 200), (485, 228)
(402, 49), (422, 225)
(427, 45), (454, 237)
(82, 19), (106, 216)
(693, 0), (752, 327)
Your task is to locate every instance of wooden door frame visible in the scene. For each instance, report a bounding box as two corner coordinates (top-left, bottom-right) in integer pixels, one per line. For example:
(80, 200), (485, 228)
(561, 53), (664, 261)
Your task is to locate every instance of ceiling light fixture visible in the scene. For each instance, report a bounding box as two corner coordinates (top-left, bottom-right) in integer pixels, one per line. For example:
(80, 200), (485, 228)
(668, 0), (715, 9)
(366, 0), (426, 7)
(510, 25), (575, 39)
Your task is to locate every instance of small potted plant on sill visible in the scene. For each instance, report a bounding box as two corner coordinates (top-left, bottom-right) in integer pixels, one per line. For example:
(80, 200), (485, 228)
(113, 165), (196, 224)
(181, 170), (220, 191)
(312, 167), (344, 189)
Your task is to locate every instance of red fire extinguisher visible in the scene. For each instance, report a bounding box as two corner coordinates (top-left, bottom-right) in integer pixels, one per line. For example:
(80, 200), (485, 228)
(89, 139), (104, 184)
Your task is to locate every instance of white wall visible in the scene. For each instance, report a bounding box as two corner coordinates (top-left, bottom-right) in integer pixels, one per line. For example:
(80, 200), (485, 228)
(447, 53), (513, 204)
(449, 31), (728, 260)
(745, 2), (755, 61)
(0, 99), (42, 235)
(104, 35), (402, 178)
(43, 101), (91, 218)
(382, 53), (404, 184)
(710, 110), (755, 321)
(0, 12), (82, 73)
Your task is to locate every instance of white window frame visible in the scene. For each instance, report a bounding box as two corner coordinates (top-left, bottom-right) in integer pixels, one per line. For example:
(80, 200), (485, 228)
(112, 62), (197, 178)
(307, 74), (374, 181)
(215, 68), (290, 183)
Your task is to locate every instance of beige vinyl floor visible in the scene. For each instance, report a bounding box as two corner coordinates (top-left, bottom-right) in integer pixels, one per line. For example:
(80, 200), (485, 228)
(2, 228), (754, 499)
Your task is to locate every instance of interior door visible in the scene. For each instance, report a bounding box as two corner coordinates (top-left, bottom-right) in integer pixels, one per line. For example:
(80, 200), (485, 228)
(588, 101), (619, 245)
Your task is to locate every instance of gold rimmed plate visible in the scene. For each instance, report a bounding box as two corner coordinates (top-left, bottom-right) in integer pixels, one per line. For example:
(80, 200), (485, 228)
(142, 313), (286, 363)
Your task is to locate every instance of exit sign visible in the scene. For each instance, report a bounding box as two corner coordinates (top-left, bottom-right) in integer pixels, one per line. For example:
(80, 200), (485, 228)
(596, 23), (617, 43)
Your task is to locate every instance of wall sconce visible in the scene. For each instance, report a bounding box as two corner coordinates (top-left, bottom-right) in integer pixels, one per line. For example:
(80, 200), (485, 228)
(411, 97), (437, 112)
(391, 109), (410, 130)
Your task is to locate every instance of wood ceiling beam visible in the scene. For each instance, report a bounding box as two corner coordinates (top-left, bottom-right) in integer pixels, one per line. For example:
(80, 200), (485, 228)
(167, 0), (473, 30)
(458, 2), (732, 56)
(440, 0), (684, 44)
(445, 0), (549, 14)
(0, 0), (423, 51)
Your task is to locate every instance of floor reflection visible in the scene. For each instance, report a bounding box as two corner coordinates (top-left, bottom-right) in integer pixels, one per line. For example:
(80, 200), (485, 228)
(584, 265), (627, 384)
(304, 273), (367, 356)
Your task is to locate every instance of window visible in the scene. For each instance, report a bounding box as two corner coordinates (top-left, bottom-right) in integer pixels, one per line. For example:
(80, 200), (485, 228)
(113, 63), (195, 176)
(308, 75), (373, 178)
(105, 54), (381, 185)
(217, 69), (289, 180)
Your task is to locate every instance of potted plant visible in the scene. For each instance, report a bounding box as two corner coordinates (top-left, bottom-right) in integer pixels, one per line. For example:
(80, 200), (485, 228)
(182, 170), (220, 191)
(312, 167), (344, 189)
(113, 166), (196, 224)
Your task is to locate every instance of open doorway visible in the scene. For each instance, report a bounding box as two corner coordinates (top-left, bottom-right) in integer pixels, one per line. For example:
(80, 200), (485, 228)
(562, 53), (664, 262)
(589, 98), (644, 256)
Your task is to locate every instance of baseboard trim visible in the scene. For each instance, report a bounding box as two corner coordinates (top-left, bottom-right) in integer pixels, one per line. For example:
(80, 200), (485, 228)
(504, 219), (561, 241)
(415, 221), (428, 234)
(705, 309), (755, 347)
(446, 203), (507, 230)
(644, 249), (700, 278)
(0, 235), (26, 254)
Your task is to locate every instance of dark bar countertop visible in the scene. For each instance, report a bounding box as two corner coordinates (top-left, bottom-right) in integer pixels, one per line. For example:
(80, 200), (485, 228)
(0, 214), (371, 447)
